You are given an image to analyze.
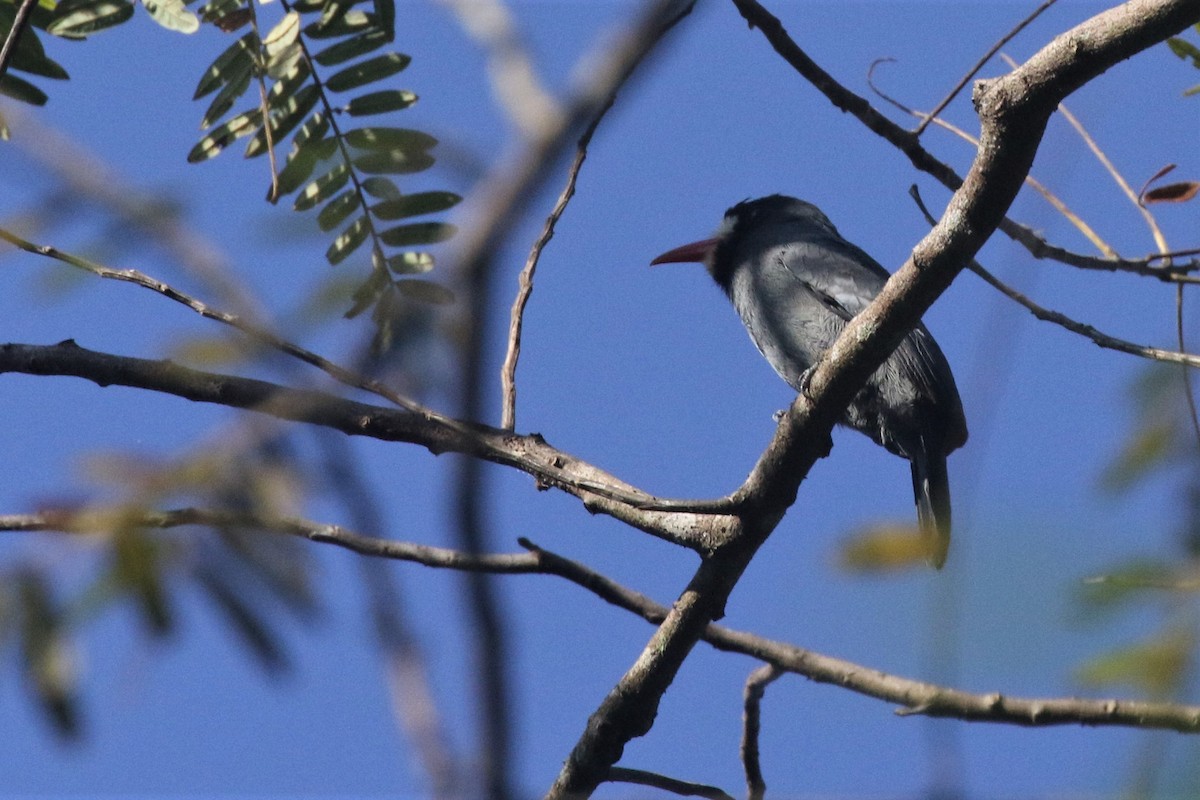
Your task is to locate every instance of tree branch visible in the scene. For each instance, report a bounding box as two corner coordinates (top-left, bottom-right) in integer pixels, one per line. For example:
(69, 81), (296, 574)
(0, 340), (733, 552)
(12, 507), (1200, 735)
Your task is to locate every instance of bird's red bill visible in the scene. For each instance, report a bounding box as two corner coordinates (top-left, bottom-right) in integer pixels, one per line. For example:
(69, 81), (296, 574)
(650, 237), (719, 266)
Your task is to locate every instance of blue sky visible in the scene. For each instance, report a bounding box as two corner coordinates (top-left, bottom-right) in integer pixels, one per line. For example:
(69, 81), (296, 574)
(3, 0), (1200, 797)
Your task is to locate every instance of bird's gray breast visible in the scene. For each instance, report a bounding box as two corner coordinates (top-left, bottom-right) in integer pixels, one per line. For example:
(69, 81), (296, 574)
(726, 250), (845, 392)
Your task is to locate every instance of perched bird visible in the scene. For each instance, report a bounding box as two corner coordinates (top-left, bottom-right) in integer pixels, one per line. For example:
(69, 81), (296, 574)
(651, 195), (967, 567)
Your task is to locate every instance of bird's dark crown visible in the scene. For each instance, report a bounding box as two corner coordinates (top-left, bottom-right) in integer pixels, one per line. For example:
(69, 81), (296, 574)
(708, 194), (836, 289)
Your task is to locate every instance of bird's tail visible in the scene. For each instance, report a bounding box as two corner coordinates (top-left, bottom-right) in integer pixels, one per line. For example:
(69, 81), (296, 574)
(911, 448), (952, 569)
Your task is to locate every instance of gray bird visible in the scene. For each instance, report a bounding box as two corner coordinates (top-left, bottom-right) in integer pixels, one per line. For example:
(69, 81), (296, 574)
(651, 194), (967, 567)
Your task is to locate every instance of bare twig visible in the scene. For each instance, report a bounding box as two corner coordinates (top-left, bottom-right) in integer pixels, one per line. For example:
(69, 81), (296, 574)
(915, 0), (1060, 135)
(247, 5), (281, 203)
(500, 101), (609, 430)
(606, 767), (735, 800)
(498, 4), (693, 431)
(445, 6), (697, 792)
(868, 59), (1118, 259)
(0, 341), (735, 550)
(1177, 286), (1200, 446)
(742, 664), (781, 800)
(0, 227), (440, 418)
(907, 186), (1200, 370)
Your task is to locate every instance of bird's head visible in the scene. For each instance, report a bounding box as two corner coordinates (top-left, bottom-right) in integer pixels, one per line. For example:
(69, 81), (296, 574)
(650, 194), (838, 290)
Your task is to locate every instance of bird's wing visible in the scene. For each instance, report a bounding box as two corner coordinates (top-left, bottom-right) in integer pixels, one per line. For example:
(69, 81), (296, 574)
(775, 237), (888, 320)
(778, 238), (966, 441)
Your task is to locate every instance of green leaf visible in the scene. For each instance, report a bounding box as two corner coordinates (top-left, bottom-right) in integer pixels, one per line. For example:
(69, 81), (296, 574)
(384, 251), (434, 274)
(272, 138), (337, 198)
(141, 0), (199, 33)
(245, 83), (320, 158)
(196, 0), (243, 23)
(345, 268), (389, 318)
(262, 11), (302, 76)
(47, 0), (134, 38)
(0, 73), (48, 106)
(1077, 561), (1182, 620)
(352, 149), (435, 174)
(371, 191), (460, 220)
(1099, 420), (1175, 491)
(0, 6), (70, 79)
(1168, 36), (1200, 67)
(262, 10), (300, 55)
(346, 89), (416, 116)
(326, 215), (370, 265)
(378, 222), (455, 247)
(18, 571), (80, 738)
(316, 189), (360, 232)
(303, 8), (374, 39)
(266, 41), (303, 79)
(194, 32), (256, 99)
(398, 279), (454, 305)
(112, 530), (174, 635)
(200, 58), (253, 128)
(265, 60), (312, 108)
(290, 110), (329, 152)
(360, 176), (400, 199)
(1076, 629), (1193, 697)
(345, 126), (435, 151)
(372, 0), (393, 43)
(312, 28), (388, 66)
(294, 163), (350, 211)
(188, 107), (263, 162)
(325, 52), (410, 92)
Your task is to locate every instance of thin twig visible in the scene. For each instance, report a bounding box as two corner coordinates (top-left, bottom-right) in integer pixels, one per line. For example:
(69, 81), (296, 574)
(606, 767), (735, 800)
(734, 0), (1199, 282)
(499, 4), (693, 431)
(0, 227), (440, 418)
(500, 105), (604, 431)
(868, 58), (1118, 259)
(907, 186), (1200, 370)
(742, 664), (781, 800)
(247, 4), (281, 203)
(915, 0), (1060, 135)
(12, 508), (1200, 735)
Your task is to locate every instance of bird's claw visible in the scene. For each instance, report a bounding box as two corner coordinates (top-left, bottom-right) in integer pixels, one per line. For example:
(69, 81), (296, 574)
(797, 366), (815, 396)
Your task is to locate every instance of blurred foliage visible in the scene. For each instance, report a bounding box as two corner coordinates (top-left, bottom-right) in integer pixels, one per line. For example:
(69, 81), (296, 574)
(1080, 363), (1200, 794)
(1167, 22), (1200, 96)
(1, 431), (320, 736)
(837, 522), (931, 573)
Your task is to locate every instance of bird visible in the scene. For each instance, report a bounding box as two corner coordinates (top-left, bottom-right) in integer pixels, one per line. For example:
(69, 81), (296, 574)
(651, 194), (967, 568)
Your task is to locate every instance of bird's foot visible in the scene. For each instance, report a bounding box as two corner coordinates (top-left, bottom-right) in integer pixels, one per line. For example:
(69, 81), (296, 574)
(797, 366), (816, 397)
